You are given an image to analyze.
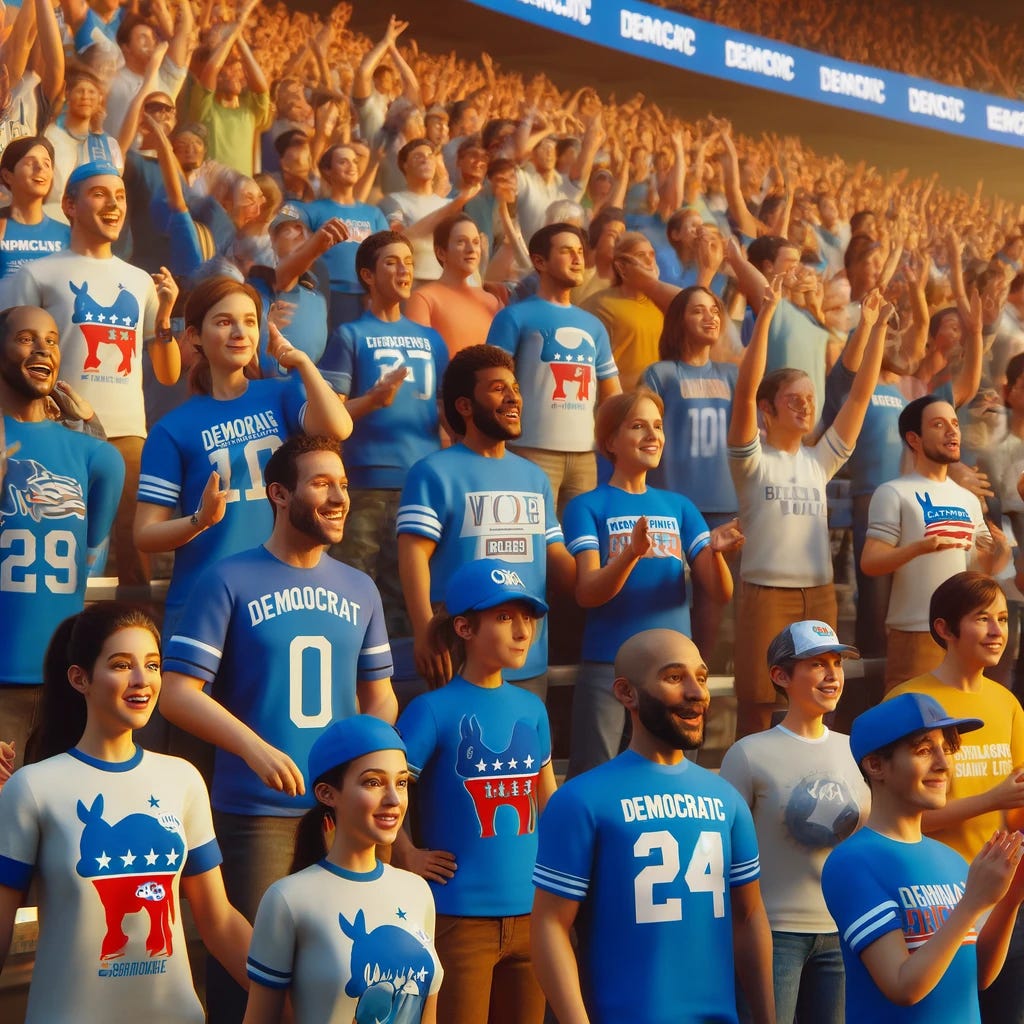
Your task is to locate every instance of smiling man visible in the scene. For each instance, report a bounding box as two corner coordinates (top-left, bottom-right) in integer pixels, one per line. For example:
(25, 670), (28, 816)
(159, 433), (395, 1023)
(0, 304), (123, 774)
(862, 395), (1011, 690)
(531, 628), (775, 1024)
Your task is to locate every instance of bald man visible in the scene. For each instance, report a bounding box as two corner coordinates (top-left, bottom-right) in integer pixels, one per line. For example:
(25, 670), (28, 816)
(531, 629), (774, 1024)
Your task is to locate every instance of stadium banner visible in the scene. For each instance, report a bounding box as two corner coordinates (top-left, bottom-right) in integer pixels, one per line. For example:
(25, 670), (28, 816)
(465, 0), (1024, 150)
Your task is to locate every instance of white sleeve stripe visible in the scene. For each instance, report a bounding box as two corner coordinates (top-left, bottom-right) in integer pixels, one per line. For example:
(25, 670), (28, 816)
(732, 856), (759, 871)
(169, 635), (223, 659)
(686, 531), (710, 560)
(246, 958), (291, 988)
(138, 473), (180, 492)
(730, 864), (760, 884)
(360, 643), (391, 656)
(842, 900), (899, 944)
(297, 401), (309, 428)
(398, 504), (439, 516)
(533, 864), (589, 898)
(566, 535), (598, 554)
(846, 905), (900, 949)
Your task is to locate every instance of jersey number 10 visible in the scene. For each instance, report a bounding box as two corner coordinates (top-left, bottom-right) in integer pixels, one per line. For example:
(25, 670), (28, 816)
(633, 829), (726, 924)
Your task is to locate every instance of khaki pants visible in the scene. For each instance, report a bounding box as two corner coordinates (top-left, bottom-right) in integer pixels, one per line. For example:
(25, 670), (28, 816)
(885, 628), (944, 692)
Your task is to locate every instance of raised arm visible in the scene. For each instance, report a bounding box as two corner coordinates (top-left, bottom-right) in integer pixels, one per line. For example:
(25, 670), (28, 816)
(33, 0), (64, 103)
(353, 15), (408, 101)
(724, 233), (770, 313)
(716, 120), (762, 241)
(198, 0), (259, 92)
(832, 290), (885, 447)
(952, 288), (984, 408)
(389, 39), (422, 108)
(118, 43), (170, 155)
(166, 0), (196, 72)
(727, 273), (782, 446)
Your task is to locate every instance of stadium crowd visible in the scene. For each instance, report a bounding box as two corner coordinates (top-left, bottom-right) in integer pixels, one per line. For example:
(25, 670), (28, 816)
(3, 1), (1024, 1022)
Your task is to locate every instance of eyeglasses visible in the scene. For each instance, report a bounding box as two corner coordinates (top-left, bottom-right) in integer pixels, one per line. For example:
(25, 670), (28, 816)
(145, 102), (176, 115)
(780, 394), (816, 413)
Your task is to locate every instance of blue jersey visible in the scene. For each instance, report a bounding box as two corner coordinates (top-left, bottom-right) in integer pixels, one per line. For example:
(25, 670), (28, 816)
(249, 273), (328, 374)
(0, 214), (69, 284)
(293, 199), (388, 294)
(643, 360), (739, 513)
(398, 676), (551, 916)
(0, 419), (123, 684)
(823, 827), (980, 1024)
(534, 750), (760, 1024)
(397, 444), (562, 680)
(486, 297), (618, 452)
(137, 378), (308, 632)
(563, 484), (710, 662)
(162, 546), (393, 816)
(319, 312), (448, 488)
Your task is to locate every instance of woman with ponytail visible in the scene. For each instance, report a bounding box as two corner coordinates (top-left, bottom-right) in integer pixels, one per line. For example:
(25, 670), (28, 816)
(0, 602), (250, 1022)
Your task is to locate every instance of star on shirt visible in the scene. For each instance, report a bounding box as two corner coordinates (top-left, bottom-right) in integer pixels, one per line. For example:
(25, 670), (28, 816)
(475, 759), (487, 772)
(165, 849), (180, 866)
(523, 755), (535, 769)
(507, 758), (518, 769)
(148, 795), (160, 807)
(396, 907), (407, 920)
(120, 850), (136, 867)
(96, 852), (111, 870)
(492, 759), (503, 770)
(144, 849), (159, 866)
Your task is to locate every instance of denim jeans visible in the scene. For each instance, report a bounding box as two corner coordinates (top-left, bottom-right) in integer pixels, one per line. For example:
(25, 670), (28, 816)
(566, 661), (626, 779)
(434, 913), (545, 1024)
(770, 930), (844, 1024)
(206, 811), (301, 1024)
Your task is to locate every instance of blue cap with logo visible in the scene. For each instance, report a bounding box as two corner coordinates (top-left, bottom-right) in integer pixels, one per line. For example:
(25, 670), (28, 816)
(307, 715), (406, 785)
(850, 693), (984, 764)
(65, 159), (122, 193)
(443, 558), (548, 618)
(766, 620), (860, 668)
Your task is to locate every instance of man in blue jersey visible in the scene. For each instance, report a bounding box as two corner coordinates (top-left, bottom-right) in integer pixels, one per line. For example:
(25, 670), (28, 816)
(0, 304), (123, 772)
(823, 694), (1024, 1022)
(397, 344), (575, 693)
(531, 628), (774, 1024)
(286, 142), (389, 330)
(486, 223), (620, 516)
(320, 230), (448, 638)
(159, 433), (395, 1024)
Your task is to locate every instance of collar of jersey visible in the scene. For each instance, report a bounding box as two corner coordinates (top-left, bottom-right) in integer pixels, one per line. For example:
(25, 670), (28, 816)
(318, 857), (384, 882)
(69, 744), (144, 772)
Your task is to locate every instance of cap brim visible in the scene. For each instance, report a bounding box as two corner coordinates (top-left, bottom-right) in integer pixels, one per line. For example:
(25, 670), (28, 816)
(458, 593), (549, 617)
(932, 715), (984, 736)
(795, 642), (861, 661)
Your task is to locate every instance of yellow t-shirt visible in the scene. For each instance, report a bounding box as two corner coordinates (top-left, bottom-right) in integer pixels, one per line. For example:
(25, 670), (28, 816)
(582, 286), (664, 390)
(885, 673), (1024, 860)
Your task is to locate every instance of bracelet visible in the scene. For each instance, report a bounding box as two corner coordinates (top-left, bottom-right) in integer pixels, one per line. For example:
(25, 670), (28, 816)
(190, 510), (202, 529)
(156, 325), (174, 343)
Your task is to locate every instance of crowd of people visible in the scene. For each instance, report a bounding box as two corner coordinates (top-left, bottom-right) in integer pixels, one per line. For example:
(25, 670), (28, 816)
(2, 1), (1024, 1022)
(657, 0), (1024, 100)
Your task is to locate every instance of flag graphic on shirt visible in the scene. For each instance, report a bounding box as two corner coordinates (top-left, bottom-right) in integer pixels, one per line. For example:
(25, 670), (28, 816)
(69, 280), (140, 375)
(915, 491), (974, 545)
(75, 793), (184, 960)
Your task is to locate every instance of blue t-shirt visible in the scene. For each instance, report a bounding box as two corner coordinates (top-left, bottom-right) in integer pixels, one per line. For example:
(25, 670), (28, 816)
(563, 484), (710, 662)
(534, 750), (760, 1024)
(823, 827), (980, 1024)
(138, 378), (308, 633)
(319, 312), (448, 488)
(0, 214), (69, 284)
(0, 419), (123, 684)
(249, 273), (329, 374)
(73, 6), (123, 52)
(163, 546), (393, 816)
(642, 359), (739, 513)
(396, 444), (562, 681)
(486, 297), (617, 452)
(293, 199), (388, 294)
(398, 675), (551, 916)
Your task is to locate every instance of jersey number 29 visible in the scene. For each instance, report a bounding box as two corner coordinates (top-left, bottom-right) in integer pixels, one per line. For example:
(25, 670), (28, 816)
(633, 829), (725, 924)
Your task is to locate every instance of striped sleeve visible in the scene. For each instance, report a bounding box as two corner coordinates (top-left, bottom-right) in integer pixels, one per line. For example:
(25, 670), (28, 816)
(843, 899), (901, 953)
(138, 423), (183, 508)
(396, 503), (442, 539)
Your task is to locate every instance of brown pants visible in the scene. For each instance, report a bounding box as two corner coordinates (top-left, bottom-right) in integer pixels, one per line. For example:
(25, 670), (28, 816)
(885, 628), (944, 692)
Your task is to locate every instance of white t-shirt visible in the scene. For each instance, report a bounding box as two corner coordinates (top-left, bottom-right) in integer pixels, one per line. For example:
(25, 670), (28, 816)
(866, 472), (990, 631)
(103, 59), (187, 138)
(5, 249), (159, 437)
(729, 425), (852, 587)
(515, 164), (583, 243)
(378, 189), (448, 280)
(0, 747), (220, 1024)
(247, 860), (442, 1024)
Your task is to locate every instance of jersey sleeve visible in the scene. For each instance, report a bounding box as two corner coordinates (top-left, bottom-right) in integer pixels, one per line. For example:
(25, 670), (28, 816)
(641, 363), (665, 397)
(138, 421), (184, 509)
(397, 460), (443, 541)
(0, 768), (41, 890)
(680, 497), (711, 563)
(86, 439), (126, 548)
(180, 760), (222, 877)
(280, 377), (310, 433)
(377, 195), (404, 227)
(727, 432), (763, 484)
(542, 474), (564, 547)
(162, 566), (235, 683)
(246, 883), (298, 990)
(562, 494), (598, 556)
(356, 581), (393, 681)
(822, 845), (904, 955)
(533, 783), (596, 903)
(317, 324), (356, 396)
(726, 789), (760, 888)
(593, 320), (618, 380)
(865, 482), (901, 545)
(484, 307), (520, 356)
(812, 425), (854, 481)
(396, 695), (440, 779)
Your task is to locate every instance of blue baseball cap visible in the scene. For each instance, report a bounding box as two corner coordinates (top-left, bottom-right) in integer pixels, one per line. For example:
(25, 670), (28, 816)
(767, 620), (859, 668)
(850, 693), (984, 764)
(65, 160), (122, 193)
(307, 715), (406, 785)
(443, 558), (548, 617)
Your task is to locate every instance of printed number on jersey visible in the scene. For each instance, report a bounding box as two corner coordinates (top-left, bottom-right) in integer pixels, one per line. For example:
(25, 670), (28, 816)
(1, 528), (77, 593)
(687, 408), (727, 458)
(207, 437), (281, 503)
(289, 635), (333, 728)
(373, 348), (434, 400)
(633, 829), (725, 924)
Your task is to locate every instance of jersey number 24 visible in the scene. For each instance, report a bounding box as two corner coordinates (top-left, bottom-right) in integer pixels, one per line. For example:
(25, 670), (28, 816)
(634, 829), (725, 924)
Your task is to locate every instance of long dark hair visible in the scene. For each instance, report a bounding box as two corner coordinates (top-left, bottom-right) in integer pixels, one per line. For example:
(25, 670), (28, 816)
(290, 759), (352, 874)
(183, 276), (264, 396)
(658, 286), (723, 362)
(26, 603), (160, 764)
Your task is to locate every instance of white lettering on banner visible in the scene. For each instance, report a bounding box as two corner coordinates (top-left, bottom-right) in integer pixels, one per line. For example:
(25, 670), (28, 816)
(908, 88), (965, 123)
(725, 40), (794, 81)
(619, 10), (696, 55)
(987, 105), (1024, 136)
(513, 0), (590, 27)
(819, 65), (886, 104)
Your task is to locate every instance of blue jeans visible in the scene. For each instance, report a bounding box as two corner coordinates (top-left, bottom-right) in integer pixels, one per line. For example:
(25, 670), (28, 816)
(770, 930), (844, 1024)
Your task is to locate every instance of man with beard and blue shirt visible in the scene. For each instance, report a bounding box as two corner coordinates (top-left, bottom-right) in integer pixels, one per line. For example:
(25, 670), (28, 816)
(531, 628), (774, 1024)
